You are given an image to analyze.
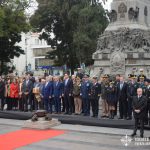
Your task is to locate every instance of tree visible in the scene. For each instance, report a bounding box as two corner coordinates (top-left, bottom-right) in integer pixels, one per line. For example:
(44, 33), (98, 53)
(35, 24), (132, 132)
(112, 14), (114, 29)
(30, 0), (108, 74)
(0, 0), (30, 74)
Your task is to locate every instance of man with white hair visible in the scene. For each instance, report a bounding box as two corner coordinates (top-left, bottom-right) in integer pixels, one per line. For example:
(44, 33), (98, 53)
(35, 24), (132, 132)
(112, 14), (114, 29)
(53, 76), (63, 114)
(131, 88), (147, 138)
(42, 76), (53, 113)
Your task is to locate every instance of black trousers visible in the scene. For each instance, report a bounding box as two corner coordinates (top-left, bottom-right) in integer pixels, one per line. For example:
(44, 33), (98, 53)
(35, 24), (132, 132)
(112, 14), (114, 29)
(0, 97), (5, 110)
(22, 94), (29, 111)
(114, 101), (118, 116)
(19, 97), (24, 111)
(145, 102), (150, 124)
(29, 93), (34, 110)
(133, 118), (144, 136)
(119, 99), (128, 118)
(64, 93), (72, 114)
(90, 97), (99, 116)
(70, 96), (75, 113)
(128, 98), (133, 118)
(61, 97), (65, 112)
(7, 97), (12, 110)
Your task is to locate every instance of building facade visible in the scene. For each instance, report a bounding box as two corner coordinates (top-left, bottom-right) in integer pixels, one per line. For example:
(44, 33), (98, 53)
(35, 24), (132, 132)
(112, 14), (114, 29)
(13, 32), (53, 76)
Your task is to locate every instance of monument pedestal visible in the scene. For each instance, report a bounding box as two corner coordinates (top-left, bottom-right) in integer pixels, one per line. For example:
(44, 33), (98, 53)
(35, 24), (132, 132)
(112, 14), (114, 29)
(23, 118), (61, 130)
(93, 0), (150, 77)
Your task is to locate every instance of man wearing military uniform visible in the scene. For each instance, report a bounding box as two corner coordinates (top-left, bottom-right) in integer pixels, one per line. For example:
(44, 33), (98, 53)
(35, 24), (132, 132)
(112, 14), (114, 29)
(127, 75), (139, 120)
(101, 74), (110, 118)
(90, 77), (101, 118)
(127, 74), (133, 84)
(80, 74), (92, 116)
(114, 74), (120, 116)
(138, 76), (147, 95)
(138, 69), (147, 82)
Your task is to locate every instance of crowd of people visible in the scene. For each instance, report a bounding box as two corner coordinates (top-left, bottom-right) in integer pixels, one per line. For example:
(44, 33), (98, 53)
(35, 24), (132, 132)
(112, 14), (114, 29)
(0, 69), (149, 127)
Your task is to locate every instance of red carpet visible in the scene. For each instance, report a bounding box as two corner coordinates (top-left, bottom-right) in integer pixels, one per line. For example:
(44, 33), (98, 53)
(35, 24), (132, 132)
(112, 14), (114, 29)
(0, 129), (65, 150)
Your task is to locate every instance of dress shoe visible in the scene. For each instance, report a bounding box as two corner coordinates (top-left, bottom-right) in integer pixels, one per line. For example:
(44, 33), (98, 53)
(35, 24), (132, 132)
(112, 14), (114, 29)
(130, 133), (136, 137)
(127, 117), (132, 120)
(101, 115), (106, 118)
(123, 117), (127, 120)
(64, 112), (69, 115)
(118, 117), (123, 119)
(140, 134), (144, 138)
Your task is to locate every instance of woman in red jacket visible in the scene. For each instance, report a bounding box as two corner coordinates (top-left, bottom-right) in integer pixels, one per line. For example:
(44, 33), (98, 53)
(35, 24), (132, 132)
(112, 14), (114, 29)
(10, 78), (19, 110)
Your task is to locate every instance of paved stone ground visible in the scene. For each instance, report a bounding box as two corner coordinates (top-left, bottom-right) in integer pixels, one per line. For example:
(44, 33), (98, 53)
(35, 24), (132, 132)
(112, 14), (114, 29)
(0, 119), (150, 150)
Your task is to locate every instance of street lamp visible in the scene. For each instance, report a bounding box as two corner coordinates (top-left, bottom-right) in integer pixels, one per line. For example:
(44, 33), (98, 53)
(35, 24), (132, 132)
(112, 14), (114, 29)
(25, 36), (28, 72)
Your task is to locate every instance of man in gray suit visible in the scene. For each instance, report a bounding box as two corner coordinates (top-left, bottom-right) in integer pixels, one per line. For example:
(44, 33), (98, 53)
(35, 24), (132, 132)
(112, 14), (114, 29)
(22, 74), (33, 111)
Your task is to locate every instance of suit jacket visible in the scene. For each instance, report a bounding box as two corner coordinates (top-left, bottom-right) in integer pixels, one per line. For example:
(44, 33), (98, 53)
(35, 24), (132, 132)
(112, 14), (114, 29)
(117, 82), (128, 101)
(63, 79), (73, 95)
(0, 81), (5, 98)
(132, 95), (147, 119)
(42, 81), (53, 98)
(53, 82), (63, 97)
(22, 80), (33, 94)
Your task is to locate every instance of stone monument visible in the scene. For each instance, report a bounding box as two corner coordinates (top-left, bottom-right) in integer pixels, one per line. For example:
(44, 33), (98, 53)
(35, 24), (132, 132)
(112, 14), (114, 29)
(23, 110), (61, 130)
(93, 0), (150, 77)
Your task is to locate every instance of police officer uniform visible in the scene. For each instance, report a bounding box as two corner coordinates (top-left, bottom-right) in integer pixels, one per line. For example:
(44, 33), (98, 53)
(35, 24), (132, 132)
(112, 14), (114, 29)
(80, 74), (92, 116)
(101, 74), (110, 118)
(138, 76), (147, 95)
(106, 81), (116, 119)
(90, 77), (101, 117)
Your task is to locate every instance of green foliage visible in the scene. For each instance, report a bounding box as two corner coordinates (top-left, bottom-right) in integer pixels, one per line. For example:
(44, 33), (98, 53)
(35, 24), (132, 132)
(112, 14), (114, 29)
(0, 0), (30, 74)
(30, 0), (108, 73)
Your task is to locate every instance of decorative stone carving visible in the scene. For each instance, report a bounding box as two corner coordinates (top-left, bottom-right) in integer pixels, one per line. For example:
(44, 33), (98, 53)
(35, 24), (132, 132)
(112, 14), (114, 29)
(110, 52), (125, 74)
(96, 28), (150, 54)
(144, 6), (148, 16)
(92, 0), (150, 77)
(128, 7), (139, 21)
(109, 10), (117, 22)
(118, 2), (127, 18)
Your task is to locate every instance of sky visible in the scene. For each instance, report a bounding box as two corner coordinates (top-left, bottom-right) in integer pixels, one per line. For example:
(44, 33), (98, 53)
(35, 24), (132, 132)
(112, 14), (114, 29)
(101, 0), (113, 10)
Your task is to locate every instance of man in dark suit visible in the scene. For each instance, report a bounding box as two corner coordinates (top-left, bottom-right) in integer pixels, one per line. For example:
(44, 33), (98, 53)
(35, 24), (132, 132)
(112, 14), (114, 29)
(90, 76), (101, 117)
(0, 76), (5, 110)
(22, 74), (33, 111)
(127, 75), (139, 120)
(53, 76), (63, 114)
(62, 73), (73, 115)
(131, 88), (147, 138)
(117, 76), (128, 119)
(42, 76), (53, 113)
